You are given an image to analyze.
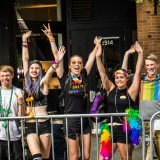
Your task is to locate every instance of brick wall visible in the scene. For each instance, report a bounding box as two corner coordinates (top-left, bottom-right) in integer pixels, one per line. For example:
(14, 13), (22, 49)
(136, 2), (160, 73)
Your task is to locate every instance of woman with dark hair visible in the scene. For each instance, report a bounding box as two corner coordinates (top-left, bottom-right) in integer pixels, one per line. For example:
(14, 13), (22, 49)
(96, 41), (143, 160)
(51, 37), (101, 159)
(22, 29), (63, 160)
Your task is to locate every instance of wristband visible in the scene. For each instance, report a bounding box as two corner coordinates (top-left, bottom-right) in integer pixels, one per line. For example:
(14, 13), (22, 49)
(52, 60), (58, 65)
(22, 44), (28, 48)
(49, 37), (55, 42)
(52, 65), (56, 69)
(52, 64), (59, 69)
(19, 102), (25, 105)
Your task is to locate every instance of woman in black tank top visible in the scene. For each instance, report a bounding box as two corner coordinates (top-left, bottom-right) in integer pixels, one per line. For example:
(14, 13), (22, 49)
(96, 41), (143, 160)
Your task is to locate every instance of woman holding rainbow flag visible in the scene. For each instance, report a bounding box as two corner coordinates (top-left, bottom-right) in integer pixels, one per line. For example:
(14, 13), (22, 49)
(96, 41), (143, 160)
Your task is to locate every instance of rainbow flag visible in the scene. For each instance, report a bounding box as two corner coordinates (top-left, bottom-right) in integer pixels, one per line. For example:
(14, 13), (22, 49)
(140, 79), (159, 100)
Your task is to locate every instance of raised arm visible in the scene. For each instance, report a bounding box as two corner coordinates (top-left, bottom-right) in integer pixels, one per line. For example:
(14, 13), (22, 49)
(96, 42), (115, 91)
(55, 46), (66, 78)
(22, 31), (32, 76)
(84, 37), (102, 75)
(40, 46), (66, 94)
(41, 23), (59, 61)
(122, 45), (135, 70)
(128, 41), (143, 101)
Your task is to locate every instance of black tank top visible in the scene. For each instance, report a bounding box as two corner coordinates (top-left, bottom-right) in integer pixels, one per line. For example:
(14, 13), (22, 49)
(106, 87), (135, 123)
(24, 89), (47, 107)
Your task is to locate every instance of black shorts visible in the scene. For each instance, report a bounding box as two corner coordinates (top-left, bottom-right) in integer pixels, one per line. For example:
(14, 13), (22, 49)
(25, 119), (51, 136)
(0, 139), (23, 160)
(112, 125), (132, 144)
(63, 117), (91, 140)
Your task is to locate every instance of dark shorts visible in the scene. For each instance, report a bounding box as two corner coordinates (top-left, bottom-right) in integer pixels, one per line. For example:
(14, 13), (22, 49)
(25, 119), (51, 136)
(0, 139), (23, 160)
(112, 125), (132, 144)
(63, 117), (91, 140)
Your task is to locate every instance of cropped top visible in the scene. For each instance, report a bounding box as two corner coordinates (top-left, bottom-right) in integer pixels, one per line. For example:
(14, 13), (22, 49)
(24, 89), (47, 107)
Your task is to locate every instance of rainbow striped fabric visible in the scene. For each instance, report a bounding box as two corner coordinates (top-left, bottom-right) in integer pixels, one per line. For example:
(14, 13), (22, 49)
(140, 75), (160, 100)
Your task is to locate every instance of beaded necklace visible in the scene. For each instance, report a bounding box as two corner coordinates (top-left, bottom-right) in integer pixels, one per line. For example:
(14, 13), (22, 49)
(114, 87), (130, 123)
(0, 86), (13, 128)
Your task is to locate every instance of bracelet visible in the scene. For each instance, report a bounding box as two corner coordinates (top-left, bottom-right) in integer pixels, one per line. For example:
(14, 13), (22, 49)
(52, 60), (58, 64)
(22, 44), (28, 48)
(52, 63), (59, 69)
(22, 41), (27, 43)
(52, 65), (56, 69)
(19, 102), (25, 105)
(49, 37), (55, 42)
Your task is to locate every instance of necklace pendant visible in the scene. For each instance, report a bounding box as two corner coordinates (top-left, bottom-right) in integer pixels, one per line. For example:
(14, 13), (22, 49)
(29, 112), (34, 118)
(2, 121), (7, 128)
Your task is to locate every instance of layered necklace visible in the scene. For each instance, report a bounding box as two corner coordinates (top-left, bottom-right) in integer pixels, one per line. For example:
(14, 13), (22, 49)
(0, 86), (13, 128)
(114, 87), (130, 123)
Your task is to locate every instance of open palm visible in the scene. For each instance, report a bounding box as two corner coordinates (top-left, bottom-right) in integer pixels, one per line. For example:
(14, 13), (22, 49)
(56, 46), (66, 63)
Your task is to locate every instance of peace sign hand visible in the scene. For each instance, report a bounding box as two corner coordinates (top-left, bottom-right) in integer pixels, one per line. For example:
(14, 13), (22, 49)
(41, 23), (53, 38)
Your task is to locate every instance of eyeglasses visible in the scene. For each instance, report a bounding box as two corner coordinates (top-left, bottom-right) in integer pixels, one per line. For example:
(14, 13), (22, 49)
(71, 61), (83, 66)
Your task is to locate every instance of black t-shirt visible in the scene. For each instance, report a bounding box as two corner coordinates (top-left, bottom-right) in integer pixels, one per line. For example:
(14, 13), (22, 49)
(107, 87), (135, 123)
(59, 69), (87, 114)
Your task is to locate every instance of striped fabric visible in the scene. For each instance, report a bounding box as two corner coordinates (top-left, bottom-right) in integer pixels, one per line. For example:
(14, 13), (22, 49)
(140, 75), (160, 100)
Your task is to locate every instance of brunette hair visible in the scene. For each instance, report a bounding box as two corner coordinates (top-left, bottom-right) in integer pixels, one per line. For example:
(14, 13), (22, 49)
(24, 60), (44, 97)
(69, 55), (84, 66)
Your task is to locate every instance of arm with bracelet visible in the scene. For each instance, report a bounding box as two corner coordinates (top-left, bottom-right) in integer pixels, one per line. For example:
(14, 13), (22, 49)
(22, 30), (32, 76)
(41, 23), (59, 60)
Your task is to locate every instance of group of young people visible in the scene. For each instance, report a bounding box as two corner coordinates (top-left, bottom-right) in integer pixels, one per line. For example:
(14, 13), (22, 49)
(0, 23), (159, 160)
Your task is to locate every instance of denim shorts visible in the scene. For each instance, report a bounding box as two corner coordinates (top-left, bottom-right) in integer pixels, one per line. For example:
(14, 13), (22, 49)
(63, 117), (91, 140)
(25, 119), (51, 136)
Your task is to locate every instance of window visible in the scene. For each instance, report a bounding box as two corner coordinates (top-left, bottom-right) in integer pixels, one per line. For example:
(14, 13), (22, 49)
(15, 0), (62, 22)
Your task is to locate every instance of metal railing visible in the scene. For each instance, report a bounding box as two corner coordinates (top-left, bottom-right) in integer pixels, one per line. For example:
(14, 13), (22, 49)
(0, 113), (146, 160)
(150, 111), (160, 160)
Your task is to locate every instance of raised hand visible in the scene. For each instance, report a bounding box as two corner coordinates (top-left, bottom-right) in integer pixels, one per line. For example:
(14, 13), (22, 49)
(56, 46), (66, 63)
(126, 45), (135, 55)
(22, 31), (32, 42)
(95, 37), (103, 57)
(41, 23), (53, 38)
(94, 36), (102, 46)
(134, 41), (143, 54)
(15, 90), (25, 105)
